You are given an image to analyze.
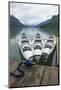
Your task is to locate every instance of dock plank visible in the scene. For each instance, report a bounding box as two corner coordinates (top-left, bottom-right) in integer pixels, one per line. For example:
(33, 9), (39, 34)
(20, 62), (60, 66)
(48, 67), (58, 85)
(41, 66), (58, 85)
(20, 65), (45, 87)
(56, 37), (59, 66)
(9, 60), (20, 73)
(9, 60), (59, 87)
(41, 67), (49, 85)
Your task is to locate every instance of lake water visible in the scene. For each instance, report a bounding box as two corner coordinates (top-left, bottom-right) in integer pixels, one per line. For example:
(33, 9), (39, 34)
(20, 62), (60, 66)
(9, 27), (52, 61)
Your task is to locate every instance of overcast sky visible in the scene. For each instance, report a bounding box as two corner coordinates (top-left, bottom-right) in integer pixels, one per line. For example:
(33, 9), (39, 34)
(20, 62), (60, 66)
(10, 3), (58, 25)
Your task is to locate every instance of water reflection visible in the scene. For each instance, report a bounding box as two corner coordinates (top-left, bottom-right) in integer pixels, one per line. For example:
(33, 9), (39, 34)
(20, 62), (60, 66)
(9, 27), (50, 61)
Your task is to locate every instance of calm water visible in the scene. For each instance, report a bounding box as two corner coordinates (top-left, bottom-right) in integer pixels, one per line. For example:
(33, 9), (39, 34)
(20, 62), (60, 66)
(9, 27), (51, 61)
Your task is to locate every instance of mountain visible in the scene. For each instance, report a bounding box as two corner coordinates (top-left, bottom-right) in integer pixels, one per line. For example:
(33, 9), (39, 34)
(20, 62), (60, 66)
(43, 15), (58, 27)
(10, 15), (36, 27)
(39, 15), (59, 36)
(10, 15), (24, 38)
(10, 15), (24, 27)
(9, 15), (59, 38)
(36, 19), (50, 27)
(36, 15), (59, 27)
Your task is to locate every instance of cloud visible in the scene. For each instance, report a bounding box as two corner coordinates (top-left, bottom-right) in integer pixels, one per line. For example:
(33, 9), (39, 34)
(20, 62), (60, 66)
(10, 3), (58, 25)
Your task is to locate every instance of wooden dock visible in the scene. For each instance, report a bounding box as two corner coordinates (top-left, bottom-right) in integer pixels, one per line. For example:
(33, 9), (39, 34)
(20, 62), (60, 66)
(9, 60), (59, 88)
(56, 37), (59, 66)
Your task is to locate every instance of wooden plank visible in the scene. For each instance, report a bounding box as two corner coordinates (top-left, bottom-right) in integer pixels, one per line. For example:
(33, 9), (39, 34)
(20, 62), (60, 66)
(18, 65), (45, 87)
(9, 60), (59, 87)
(9, 75), (18, 87)
(41, 67), (49, 85)
(9, 60), (24, 88)
(9, 60), (20, 73)
(9, 60), (45, 87)
(48, 67), (58, 85)
(41, 66), (58, 85)
(56, 37), (59, 66)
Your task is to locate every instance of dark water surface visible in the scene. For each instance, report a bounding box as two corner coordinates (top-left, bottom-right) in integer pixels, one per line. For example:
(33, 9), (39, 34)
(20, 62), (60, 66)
(9, 27), (54, 62)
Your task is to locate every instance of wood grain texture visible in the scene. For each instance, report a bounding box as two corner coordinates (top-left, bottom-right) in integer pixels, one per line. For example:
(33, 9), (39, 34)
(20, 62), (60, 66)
(9, 60), (59, 88)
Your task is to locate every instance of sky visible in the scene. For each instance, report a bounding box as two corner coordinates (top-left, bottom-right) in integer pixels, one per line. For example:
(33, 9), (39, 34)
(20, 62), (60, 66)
(10, 3), (58, 25)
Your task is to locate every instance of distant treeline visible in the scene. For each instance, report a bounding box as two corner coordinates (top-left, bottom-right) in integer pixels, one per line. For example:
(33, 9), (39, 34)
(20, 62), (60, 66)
(40, 15), (59, 36)
(9, 14), (59, 38)
(9, 15), (23, 38)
